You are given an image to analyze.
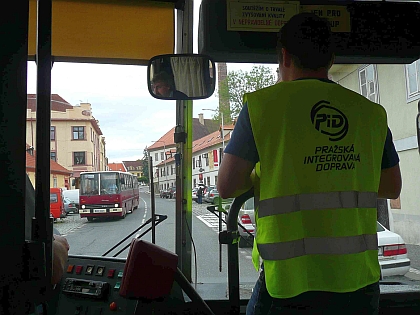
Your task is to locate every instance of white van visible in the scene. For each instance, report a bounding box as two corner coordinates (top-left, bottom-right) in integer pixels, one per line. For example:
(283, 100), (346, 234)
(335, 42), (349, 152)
(63, 189), (79, 209)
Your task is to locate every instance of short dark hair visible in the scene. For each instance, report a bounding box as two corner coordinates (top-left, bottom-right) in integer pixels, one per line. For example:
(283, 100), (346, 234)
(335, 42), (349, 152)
(277, 13), (333, 70)
(152, 71), (174, 89)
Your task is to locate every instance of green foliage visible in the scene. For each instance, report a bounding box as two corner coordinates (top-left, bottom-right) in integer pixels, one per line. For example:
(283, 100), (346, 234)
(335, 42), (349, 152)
(217, 65), (277, 120)
(138, 176), (148, 183)
(141, 147), (149, 183)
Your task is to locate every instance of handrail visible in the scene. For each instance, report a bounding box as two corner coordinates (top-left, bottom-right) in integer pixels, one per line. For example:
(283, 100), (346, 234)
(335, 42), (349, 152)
(222, 189), (254, 315)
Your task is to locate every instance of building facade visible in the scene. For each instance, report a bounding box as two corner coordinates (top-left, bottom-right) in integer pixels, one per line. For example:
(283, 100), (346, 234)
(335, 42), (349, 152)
(26, 145), (72, 189)
(123, 160), (143, 178)
(155, 124), (234, 191)
(331, 60), (420, 244)
(148, 114), (219, 192)
(26, 94), (107, 188)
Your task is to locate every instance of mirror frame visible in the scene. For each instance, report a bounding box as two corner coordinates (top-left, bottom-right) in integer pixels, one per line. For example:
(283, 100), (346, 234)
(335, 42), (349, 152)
(147, 53), (216, 101)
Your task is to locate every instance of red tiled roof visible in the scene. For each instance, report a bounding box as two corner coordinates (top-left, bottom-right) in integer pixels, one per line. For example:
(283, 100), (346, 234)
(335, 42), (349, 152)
(156, 130), (231, 167)
(148, 118), (220, 151)
(27, 94), (73, 112)
(221, 124), (235, 130)
(108, 162), (127, 172)
(148, 127), (176, 150)
(25, 144), (72, 175)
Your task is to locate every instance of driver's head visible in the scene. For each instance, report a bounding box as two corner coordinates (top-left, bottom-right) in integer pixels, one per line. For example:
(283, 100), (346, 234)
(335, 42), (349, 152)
(152, 72), (175, 97)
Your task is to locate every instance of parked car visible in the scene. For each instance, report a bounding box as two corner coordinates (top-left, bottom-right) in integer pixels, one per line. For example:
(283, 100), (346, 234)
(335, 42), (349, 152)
(192, 187), (198, 202)
(223, 197), (256, 248)
(377, 222), (410, 278)
(203, 185), (216, 202)
(160, 187), (176, 198)
(204, 188), (219, 204)
(63, 189), (80, 210)
(63, 197), (78, 214)
(237, 197), (256, 248)
(159, 189), (166, 198)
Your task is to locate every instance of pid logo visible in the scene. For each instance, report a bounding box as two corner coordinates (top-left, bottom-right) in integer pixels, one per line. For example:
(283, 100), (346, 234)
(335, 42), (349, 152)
(310, 100), (348, 141)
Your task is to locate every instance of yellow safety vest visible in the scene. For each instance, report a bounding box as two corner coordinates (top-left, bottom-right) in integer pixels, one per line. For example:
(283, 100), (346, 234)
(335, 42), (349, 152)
(245, 79), (387, 298)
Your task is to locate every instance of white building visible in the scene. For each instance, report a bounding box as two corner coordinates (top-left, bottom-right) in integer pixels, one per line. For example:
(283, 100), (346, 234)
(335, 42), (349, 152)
(155, 125), (234, 191)
(148, 114), (219, 192)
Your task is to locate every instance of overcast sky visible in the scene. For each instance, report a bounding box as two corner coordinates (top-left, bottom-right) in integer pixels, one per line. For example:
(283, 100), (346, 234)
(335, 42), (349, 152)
(26, 0), (277, 163)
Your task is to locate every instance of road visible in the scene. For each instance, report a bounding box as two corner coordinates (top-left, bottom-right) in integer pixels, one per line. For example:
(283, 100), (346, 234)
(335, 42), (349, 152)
(54, 187), (420, 286)
(54, 187), (259, 286)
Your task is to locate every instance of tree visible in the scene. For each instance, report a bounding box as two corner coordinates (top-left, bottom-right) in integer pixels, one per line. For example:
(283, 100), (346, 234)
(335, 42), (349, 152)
(217, 65), (277, 120)
(141, 147), (149, 184)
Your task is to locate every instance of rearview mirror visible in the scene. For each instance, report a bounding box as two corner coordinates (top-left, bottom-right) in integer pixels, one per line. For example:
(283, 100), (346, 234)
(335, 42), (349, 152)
(147, 54), (216, 100)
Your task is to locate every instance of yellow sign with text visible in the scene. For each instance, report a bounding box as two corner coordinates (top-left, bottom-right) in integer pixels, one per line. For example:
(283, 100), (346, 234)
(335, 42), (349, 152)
(227, 0), (300, 32)
(300, 5), (351, 32)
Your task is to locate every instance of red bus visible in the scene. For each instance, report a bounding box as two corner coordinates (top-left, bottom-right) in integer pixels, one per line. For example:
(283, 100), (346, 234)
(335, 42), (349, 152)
(79, 171), (140, 222)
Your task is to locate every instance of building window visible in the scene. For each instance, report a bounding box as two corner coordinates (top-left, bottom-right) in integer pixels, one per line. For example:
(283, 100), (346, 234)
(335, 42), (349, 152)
(206, 177), (210, 186)
(53, 177), (57, 188)
(215, 176), (218, 185)
(50, 126), (56, 140)
(91, 127), (93, 142)
(50, 151), (56, 162)
(155, 153), (158, 161)
(171, 166), (174, 175)
(405, 59), (420, 102)
(72, 126), (85, 140)
(161, 152), (164, 160)
(192, 157), (195, 169)
(193, 179), (197, 187)
(73, 152), (86, 165)
(358, 65), (379, 102)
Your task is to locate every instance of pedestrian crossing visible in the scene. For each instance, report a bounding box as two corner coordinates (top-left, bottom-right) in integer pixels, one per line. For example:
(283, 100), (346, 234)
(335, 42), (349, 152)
(196, 213), (226, 232)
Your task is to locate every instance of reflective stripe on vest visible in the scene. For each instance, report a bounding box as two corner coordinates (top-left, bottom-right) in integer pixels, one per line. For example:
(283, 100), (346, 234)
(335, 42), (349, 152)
(258, 233), (378, 261)
(258, 191), (377, 218)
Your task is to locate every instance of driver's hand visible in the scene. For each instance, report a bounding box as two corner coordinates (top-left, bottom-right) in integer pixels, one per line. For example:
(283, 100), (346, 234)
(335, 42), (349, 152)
(52, 234), (69, 285)
(54, 234), (70, 251)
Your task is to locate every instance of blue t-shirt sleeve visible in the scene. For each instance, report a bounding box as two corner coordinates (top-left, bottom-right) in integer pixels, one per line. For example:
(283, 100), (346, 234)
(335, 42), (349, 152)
(224, 103), (259, 164)
(382, 128), (399, 169)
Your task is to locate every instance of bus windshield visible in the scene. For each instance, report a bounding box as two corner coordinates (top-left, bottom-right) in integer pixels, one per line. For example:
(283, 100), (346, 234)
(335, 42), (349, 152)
(80, 172), (121, 195)
(27, 59), (420, 291)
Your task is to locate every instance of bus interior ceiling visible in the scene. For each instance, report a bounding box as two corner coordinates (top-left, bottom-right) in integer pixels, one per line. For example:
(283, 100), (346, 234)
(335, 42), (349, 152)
(1, 0), (420, 314)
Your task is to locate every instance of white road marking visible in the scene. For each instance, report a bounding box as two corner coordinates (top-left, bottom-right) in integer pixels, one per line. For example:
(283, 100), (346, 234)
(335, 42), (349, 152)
(197, 214), (226, 232)
(409, 267), (420, 275)
(140, 197), (147, 225)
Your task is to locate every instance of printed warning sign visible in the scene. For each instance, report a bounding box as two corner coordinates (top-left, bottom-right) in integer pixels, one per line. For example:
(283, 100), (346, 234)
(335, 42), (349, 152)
(227, 0), (300, 32)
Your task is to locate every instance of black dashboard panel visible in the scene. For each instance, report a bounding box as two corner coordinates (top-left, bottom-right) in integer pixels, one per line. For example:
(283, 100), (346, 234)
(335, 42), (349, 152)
(50, 255), (420, 315)
(54, 256), (138, 315)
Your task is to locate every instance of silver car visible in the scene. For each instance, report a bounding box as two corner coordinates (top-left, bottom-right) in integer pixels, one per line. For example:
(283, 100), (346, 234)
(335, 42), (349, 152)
(225, 197), (256, 248)
(205, 188), (219, 204)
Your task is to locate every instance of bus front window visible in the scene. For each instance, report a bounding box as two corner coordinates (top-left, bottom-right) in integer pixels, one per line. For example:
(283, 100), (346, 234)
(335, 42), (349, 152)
(80, 173), (99, 196)
(100, 173), (120, 194)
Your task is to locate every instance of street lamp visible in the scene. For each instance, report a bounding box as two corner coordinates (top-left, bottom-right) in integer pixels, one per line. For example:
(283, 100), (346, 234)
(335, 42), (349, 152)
(202, 108), (224, 150)
(151, 140), (167, 189)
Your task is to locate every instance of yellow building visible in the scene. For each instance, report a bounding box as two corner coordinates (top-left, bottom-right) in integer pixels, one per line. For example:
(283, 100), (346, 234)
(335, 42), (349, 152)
(26, 145), (72, 189)
(26, 94), (107, 188)
(123, 160), (143, 178)
(331, 61), (420, 244)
